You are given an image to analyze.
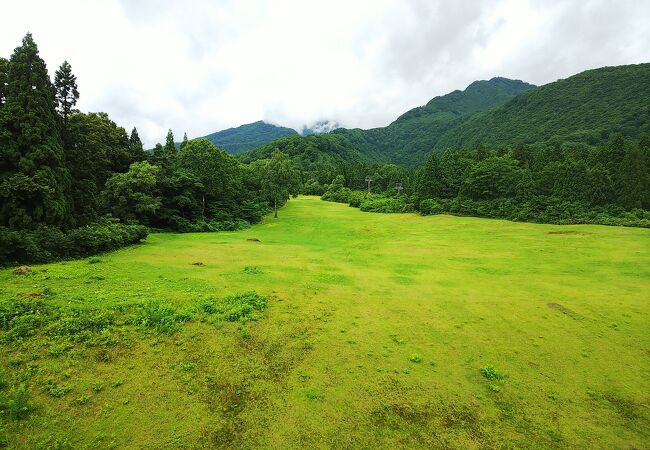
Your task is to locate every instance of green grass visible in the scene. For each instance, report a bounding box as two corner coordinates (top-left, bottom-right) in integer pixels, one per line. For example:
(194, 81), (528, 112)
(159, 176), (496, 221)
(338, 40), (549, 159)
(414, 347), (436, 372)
(0, 196), (649, 448)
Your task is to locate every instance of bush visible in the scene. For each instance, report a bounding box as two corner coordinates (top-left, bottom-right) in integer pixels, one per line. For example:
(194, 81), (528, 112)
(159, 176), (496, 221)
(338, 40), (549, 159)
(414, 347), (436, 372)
(0, 219), (148, 266)
(0, 384), (33, 420)
(419, 199), (444, 215)
(47, 308), (115, 342)
(200, 291), (267, 322)
(134, 301), (189, 334)
(415, 196), (650, 227)
(360, 196), (408, 213)
(480, 365), (505, 381)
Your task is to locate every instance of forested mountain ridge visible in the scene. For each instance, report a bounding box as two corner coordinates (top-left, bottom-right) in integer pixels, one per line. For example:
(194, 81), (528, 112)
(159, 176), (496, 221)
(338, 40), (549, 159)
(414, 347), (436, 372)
(331, 77), (536, 166)
(202, 120), (298, 154)
(435, 63), (650, 151)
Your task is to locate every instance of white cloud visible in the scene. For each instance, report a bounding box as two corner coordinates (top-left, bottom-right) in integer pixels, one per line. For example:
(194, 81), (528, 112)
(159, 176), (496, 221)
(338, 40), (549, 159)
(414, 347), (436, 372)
(2, 0), (649, 146)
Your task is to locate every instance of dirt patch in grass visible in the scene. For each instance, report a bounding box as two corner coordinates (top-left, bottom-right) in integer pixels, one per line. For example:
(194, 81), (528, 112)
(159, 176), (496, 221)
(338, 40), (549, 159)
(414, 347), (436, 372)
(246, 237), (261, 242)
(192, 261), (204, 266)
(547, 231), (592, 236)
(547, 303), (583, 320)
(16, 291), (43, 299)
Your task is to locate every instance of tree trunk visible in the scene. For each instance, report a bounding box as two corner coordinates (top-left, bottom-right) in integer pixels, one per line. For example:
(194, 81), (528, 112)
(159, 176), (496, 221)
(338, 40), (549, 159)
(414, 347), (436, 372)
(202, 193), (205, 217)
(274, 198), (278, 218)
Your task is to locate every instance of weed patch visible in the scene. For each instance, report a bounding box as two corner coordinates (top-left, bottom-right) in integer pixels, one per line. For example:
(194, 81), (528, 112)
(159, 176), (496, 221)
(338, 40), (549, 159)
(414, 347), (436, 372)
(134, 301), (190, 334)
(243, 266), (264, 275)
(480, 365), (505, 382)
(200, 291), (267, 322)
(0, 384), (33, 420)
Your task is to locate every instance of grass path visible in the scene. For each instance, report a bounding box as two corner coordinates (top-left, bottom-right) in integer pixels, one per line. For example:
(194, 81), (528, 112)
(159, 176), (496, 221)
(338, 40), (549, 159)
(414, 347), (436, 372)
(1, 196), (649, 448)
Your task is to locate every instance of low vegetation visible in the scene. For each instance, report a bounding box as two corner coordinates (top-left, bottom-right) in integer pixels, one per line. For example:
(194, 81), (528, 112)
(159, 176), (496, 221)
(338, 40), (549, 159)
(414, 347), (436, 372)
(0, 197), (647, 448)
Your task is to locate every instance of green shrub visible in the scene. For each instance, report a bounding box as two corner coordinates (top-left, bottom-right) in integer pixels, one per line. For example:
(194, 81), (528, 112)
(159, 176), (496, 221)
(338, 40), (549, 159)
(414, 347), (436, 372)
(419, 199), (444, 215)
(0, 384), (33, 420)
(45, 381), (72, 398)
(134, 302), (188, 334)
(480, 365), (505, 381)
(409, 353), (423, 363)
(0, 219), (148, 266)
(243, 266), (263, 275)
(360, 196), (408, 213)
(200, 291), (267, 322)
(48, 308), (115, 342)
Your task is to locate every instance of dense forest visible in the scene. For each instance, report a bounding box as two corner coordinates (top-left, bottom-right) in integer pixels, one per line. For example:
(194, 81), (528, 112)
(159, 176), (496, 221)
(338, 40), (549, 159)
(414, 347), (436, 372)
(320, 136), (650, 227)
(0, 34), (301, 265)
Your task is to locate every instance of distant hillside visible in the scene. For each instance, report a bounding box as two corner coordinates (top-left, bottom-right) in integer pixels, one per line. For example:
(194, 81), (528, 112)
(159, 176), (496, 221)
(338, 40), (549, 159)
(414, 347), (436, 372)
(333, 77), (536, 165)
(435, 64), (650, 150)
(202, 121), (297, 154)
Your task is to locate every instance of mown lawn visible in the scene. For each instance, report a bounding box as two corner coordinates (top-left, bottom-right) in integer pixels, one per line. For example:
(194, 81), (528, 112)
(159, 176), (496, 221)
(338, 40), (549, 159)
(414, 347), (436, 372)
(1, 196), (649, 448)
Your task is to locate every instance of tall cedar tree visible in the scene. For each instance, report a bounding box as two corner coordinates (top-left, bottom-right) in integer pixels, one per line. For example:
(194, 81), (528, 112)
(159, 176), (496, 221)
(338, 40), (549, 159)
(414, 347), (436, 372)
(417, 151), (442, 199)
(180, 132), (189, 149)
(54, 60), (79, 131)
(0, 33), (71, 228)
(164, 129), (176, 155)
(129, 127), (146, 161)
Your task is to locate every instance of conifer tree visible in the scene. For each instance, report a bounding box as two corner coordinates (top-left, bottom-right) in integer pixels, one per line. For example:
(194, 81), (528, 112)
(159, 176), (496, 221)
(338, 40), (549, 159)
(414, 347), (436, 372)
(54, 60), (79, 129)
(0, 33), (71, 228)
(129, 127), (146, 161)
(164, 129), (176, 155)
(180, 132), (189, 149)
(417, 151), (442, 199)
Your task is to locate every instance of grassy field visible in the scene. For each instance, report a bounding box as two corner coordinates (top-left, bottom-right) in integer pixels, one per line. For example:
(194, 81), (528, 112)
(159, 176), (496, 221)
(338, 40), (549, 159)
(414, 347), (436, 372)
(1, 196), (649, 449)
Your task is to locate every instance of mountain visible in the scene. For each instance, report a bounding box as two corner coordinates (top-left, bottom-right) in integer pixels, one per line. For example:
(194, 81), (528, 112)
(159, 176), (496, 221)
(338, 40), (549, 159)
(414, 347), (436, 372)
(332, 77), (536, 165)
(434, 63), (650, 150)
(301, 120), (340, 135)
(202, 121), (298, 154)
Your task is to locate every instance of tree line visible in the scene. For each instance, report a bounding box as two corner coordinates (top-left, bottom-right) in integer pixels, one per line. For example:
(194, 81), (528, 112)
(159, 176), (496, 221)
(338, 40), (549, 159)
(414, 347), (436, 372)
(0, 34), (300, 265)
(321, 137), (650, 227)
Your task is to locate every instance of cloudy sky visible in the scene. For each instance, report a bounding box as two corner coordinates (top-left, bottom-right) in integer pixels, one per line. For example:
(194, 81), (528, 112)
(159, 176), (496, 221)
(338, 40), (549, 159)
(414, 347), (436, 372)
(2, 0), (649, 146)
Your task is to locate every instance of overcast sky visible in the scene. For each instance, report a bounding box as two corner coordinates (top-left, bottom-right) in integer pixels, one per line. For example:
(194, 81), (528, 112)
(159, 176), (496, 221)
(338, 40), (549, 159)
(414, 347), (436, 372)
(2, 0), (649, 146)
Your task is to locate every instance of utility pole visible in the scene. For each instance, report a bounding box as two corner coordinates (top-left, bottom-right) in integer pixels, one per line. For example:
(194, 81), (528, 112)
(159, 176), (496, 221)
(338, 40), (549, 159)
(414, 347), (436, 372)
(395, 182), (403, 195)
(364, 176), (374, 193)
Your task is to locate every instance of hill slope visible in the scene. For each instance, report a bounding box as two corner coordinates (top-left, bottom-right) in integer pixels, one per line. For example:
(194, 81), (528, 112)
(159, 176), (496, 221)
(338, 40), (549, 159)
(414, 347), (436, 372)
(435, 63), (650, 150)
(333, 77), (535, 165)
(203, 121), (298, 154)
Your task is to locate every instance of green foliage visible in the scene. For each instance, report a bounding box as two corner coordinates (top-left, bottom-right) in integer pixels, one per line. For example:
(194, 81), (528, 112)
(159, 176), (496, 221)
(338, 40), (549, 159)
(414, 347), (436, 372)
(101, 161), (161, 225)
(263, 150), (301, 217)
(480, 365), (505, 381)
(54, 60), (79, 126)
(200, 292), (267, 322)
(409, 353), (422, 363)
(359, 196), (410, 213)
(0, 383), (33, 420)
(0, 219), (148, 266)
(0, 33), (71, 229)
(134, 302), (189, 334)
